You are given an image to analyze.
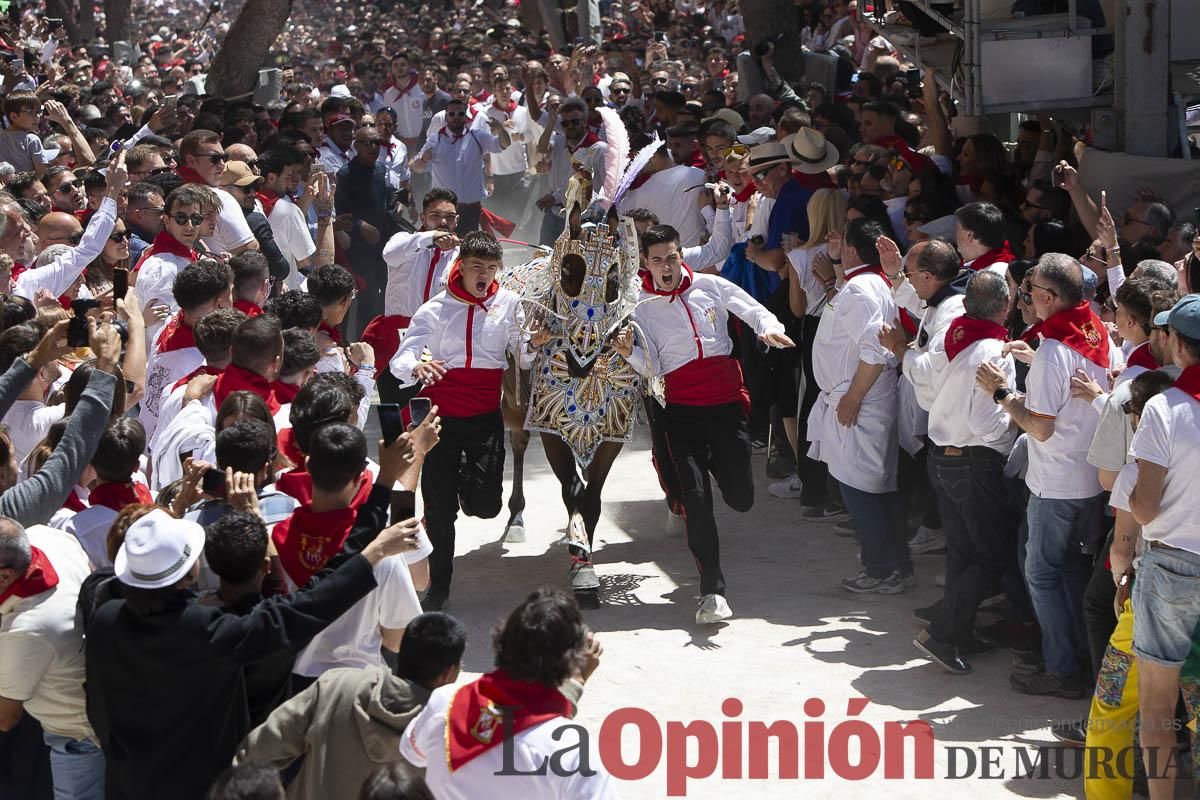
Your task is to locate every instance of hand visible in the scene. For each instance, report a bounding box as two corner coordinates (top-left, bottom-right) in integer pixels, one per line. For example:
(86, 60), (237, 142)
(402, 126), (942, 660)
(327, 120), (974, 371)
(116, 286), (144, 328)
(876, 235), (902, 278)
(975, 360), (1008, 394)
(226, 469), (262, 517)
(759, 331), (796, 348)
(1070, 367), (1103, 402)
(1112, 569), (1132, 618)
(432, 231), (459, 250)
(378, 430), (418, 482)
(313, 172), (333, 215)
(333, 213), (354, 233)
(104, 147), (128, 196)
(576, 631), (603, 682)
(148, 103), (178, 134)
(170, 457), (212, 517)
(825, 230), (843, 261)
(528, 318), (552, 349)
(812, 250), (836, 285)
(359, 221), (381, 244)
(34, 288), (59, 310)
(1096, 190), (1117, 252)
(362, 517), (423, 565)
(347, 341), (375, 369)
(613, 326), (634, 358)
(536, 193), (556, 211)
(184, 373), (218, 402)
(713, 182), (732, 209)
(406, 405), (442, 456)
(42, 99), (70, 126)
(836, 392), (863, 427)
(28, 319), (71, 368)
(878, 322), (907, 357)
(1055, 160), (1080, 193)
(88, 318), (122, 371)
(145, 303), (172, 323)
(1002, 339), (1037, 365)
(413, 360), (448, 385)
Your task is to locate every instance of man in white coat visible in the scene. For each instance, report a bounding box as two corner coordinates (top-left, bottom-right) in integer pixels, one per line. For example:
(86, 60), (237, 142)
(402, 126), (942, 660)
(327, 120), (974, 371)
(809, 217), (908, 594)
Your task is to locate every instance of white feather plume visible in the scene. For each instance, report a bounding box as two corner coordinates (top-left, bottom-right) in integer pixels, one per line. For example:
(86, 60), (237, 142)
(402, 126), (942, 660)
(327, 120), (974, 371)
(612, 137), (664, 209)
(596, 106), (628, 209)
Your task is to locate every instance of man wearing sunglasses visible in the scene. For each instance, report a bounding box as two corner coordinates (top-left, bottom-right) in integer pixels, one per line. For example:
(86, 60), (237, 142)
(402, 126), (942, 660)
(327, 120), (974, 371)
(134, 183), (213, 344)
(177, 130), (259, 258)
(43, 166), (86, 214)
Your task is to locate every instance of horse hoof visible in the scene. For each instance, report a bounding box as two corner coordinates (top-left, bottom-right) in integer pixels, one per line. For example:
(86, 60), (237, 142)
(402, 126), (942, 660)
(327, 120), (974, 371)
(504, 524), (526, 544)
(565, 514), (590, 554)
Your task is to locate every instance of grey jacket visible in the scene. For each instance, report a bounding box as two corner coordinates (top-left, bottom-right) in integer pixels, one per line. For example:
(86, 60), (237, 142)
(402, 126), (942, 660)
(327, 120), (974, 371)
(0, 358), (115, 526)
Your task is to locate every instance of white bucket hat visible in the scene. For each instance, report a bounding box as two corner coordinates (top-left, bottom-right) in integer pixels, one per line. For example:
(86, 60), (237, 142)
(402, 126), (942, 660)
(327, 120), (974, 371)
(114, 509), (206, 589)
(783, 128), (840, 174)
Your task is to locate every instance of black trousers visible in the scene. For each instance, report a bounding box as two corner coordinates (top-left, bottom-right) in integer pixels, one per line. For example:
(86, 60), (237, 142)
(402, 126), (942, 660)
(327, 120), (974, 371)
(661, 401), (755, 596)
(736, 322), (770, 443)
(1083, 532), (1117, 681)
(421, 411), (506, 593)
(927, 445), (1014, 645)
(796, 313), (828, 506)
(376, 369), (420, 407)
(644, 396), (683, 515)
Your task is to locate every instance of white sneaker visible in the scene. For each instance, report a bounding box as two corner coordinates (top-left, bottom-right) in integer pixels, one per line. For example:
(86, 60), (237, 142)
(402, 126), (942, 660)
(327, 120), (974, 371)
(908, 526), (946, 554)
(696, 593), (733, 624)
(666, 509), (685, 534)
(768, 475), (805, 499)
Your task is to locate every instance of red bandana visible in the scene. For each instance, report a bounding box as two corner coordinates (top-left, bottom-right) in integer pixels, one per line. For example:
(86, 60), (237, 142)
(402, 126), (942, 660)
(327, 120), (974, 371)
(1126, 341), (1158, 372)
(944, 315), (1009, 362)
(87, 481), (153, 512)
(233, 299), (263, 317)
(970, 242), (1015, 272)
(276, 426), (305, 469)
(176, 165), (210, 186)
(447, 262), (499, 307)
(1174, 363), (1200, 403)
(733, 181), (757, 203)
(155, 312), (196, 353)
(214, 364), (281, 414)
(0, 546), (59, 605)
(687, 147), (707, 170)
(1038, 301), (1111, 369)
(255, 188), (280, 218)
(447, 670), (573, 771)
(493, 98), (517, 115)
(271, 472), (373, 585)
(640, 263), (694, 302)
(172, 364), (223, 392)
(134, 230), (198, 272)
(318, 321), (342, 345)
(272, 380), (302, 405)
(62, 487), (88, 513)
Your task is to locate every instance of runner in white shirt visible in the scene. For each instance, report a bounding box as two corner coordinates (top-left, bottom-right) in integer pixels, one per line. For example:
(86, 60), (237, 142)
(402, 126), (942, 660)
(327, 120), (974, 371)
(378, 56), (427, 148)
(317, 115), (357, 174)
(132, 185), (208, 344)
(809, 217), (907, 594)
(256, 147), (317, 290)
(617, 145), (707, 248)
(176, 131), (258, 257)
(481, 71), (530, 226)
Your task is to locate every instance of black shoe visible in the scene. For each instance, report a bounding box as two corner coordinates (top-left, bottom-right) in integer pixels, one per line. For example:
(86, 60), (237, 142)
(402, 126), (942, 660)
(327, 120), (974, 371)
(1050, 719), (1088, 747)
(1010, 649), (1044, 674)
(913, 604), (940, 625)
(766, 448), (794, 479)
(421, 587), (449, 612)
(1010, 671), (1086, 699)
(977, 619), (1040, 649)
(914, 630), (972, 675)
(956, 634), (996, 656)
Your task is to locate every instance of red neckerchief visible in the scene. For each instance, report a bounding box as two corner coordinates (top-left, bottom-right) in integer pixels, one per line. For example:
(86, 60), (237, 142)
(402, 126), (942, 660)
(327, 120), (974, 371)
(1174, 364), (1200, 403)
(0, 546), (58, 605)
(62, 486), (88, 513)
(233, 299), (262, 317)
(1127, 341), (1158, 371)
(272, 380), (302, 405)
(1038, 301), (1111, 369)
(447, 669), (573, 771)
(687, 147), (707, 170)
(641, 262), (694, 302)
(388, 73), (419, 95)
(155, 312), (196, 353)
(958, 173), (986, 194)
(446, 262), (499, 307)
(493, 97), (517, 115)
(87, 481), (153, 512)
(171, 364), (223, 392)
(135, 230), (198, 272)
(176, 165), (209, 186)
(424, 248), (450, 303)
(214, 364), (281, 414)
(318, 321), (342, 346)
(733, 181), (756, 203)
(271, 472), (373, 585)
(626, 169), (654, 192)
(944, 315), (1009, 362)
(276, 426), (305, 469)
(844, 263), (890, 285)
(473, 88), (493, 104)
(10, 262), (26, 281)
(969, 241), (1015, 272)
(256, 188), (280, 217)
(565, 131), (601, 154)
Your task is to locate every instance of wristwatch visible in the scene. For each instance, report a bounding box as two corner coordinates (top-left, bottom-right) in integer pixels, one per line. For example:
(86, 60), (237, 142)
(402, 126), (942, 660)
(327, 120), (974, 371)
(992, 387), (1013, 404)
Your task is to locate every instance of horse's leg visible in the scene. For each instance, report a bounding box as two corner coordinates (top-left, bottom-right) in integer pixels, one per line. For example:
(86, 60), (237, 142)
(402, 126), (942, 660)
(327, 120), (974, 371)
(503, 427), (530, 543)
(539, 433), (600, 608)
(580, 441), (624, 547)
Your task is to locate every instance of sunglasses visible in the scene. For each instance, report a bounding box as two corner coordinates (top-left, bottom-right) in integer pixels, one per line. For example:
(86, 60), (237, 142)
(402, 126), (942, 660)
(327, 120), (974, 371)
(722, 144), (750, 159)
(356, 138), (384, 147)
(170, 212), (205, 227)
(560, 117), (585, 126)
(197, 151), (228, 165)
(109, 230), (130, 242)
(55, 231), (84, 245)
(53, 182), (78, 194)
(752, 168), (773, 182)
(446, 111), (468, 118)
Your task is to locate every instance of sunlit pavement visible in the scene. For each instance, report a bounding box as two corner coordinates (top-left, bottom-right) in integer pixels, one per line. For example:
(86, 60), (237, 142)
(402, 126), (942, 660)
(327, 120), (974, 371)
(371, 411), (1095, 799)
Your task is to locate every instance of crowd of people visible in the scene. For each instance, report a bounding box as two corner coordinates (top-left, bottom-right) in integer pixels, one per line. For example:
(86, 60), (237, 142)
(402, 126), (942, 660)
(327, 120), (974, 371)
(0, 0), (1197, 798)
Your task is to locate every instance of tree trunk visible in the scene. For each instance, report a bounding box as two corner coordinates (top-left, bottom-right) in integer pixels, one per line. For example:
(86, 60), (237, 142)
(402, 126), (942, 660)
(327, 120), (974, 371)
(77, 0), (96, 42)
(104, 0), (132, 44)
(739, 0), (804, 86)
(205, 0), (294, 100)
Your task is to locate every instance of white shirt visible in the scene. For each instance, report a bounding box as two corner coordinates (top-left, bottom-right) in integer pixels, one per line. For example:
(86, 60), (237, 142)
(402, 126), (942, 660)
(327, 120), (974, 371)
(788, 245), (830, 318)
(680, 207), (733, 272)
(13, 197), (118, 302)
(203, 187), (256, 255)
(1130, 387), (1200, 552)
(482, 100), (530, 176)
(629, 271), (783, 379)
(291, 553), (422, 677)
(135, 251), (194, 343)
(140, 342), (204, 445)
(150, 398), (215, 491)
(381, 231), (459, 318)
(415, 126), (501, 205)
(618, 164), (707, 248)
(380, 81), (427, 140)
(400, 684), (617, 800)
(380, 136), (410, 190)
(4, 399), (64, 469)
(318, 139), (354, 174)
(60, 505), (118, 568)
(267, 197), (316, 291)
(0, 526), (94, 742)
(1024, 338), (1107, 499)
(928, 337), (1018, 452)
(1088, 364), (1180, 473)
(546, 131), (608, 205)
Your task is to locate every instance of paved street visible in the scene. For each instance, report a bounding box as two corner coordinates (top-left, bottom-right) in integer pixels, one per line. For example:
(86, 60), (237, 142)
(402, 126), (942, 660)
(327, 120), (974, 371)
(382, 418), (1094, 799)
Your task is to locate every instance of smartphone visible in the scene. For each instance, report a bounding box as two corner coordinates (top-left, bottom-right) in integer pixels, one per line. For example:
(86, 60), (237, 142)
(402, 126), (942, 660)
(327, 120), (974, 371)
(112, 267), (128, 301)
(653, 31), (667, 43)
(1052, 165), (1065, 189)
(202, 467), (227, 498)
(68, 299), (100, 347)
(377, 403), (405, 447)
(408, 397), (432, 428)
(310, 162), (327, 176)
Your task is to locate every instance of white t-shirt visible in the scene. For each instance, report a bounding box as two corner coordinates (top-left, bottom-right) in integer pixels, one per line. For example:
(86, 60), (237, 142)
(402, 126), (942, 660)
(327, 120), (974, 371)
(787, 245), (830, 318)
(61, 505), (118, 568)
(1129, 387), (1200, 552)
(267, 198), (316, 290)
(1024, 339), (1107, 499)
(203, 187), (256, 255)
(400, 683), (617, 800)
(290, 552), (422, 677)
(618, 164), (707, 248)
(4, 399), (65, 469)
(483, 101), (530, 176)
(0, 526), (94, 742)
